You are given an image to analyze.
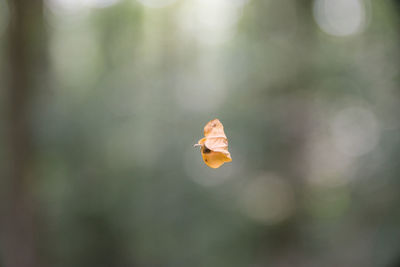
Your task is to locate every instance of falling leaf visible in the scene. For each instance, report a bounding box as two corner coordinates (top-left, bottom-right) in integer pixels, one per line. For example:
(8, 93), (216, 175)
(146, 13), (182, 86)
(194, 119), (232, 168)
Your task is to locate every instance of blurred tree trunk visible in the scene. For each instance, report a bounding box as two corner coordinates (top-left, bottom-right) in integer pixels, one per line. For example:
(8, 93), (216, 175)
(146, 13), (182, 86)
(251, 0), (316, 265)
(1, 0), (45, 267)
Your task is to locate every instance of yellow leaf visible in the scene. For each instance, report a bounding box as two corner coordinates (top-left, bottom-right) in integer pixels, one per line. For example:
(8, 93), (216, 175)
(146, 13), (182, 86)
(195, 119), (232, 168)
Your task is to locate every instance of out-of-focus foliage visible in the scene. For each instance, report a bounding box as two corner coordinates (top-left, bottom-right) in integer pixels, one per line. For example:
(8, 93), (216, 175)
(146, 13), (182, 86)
(1, 0), (400, 266)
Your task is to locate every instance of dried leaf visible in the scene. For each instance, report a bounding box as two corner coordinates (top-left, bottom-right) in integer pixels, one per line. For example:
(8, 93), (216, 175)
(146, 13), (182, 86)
(195, 119), (232, 168)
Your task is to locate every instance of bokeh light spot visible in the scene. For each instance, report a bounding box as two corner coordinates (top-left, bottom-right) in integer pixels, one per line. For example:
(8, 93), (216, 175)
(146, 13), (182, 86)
(46, 0), (87, 14)
(313, 0), (368, 37)
(136, 0), (178, 8)
(331, 107), (380, 157)
(85, 0), (121, 8)
(178, 0), (245, 45)
(45, 0), (120, 16)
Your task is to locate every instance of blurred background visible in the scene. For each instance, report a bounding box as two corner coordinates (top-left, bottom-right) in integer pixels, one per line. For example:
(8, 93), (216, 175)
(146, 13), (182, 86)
(1, 0), (400, 266)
